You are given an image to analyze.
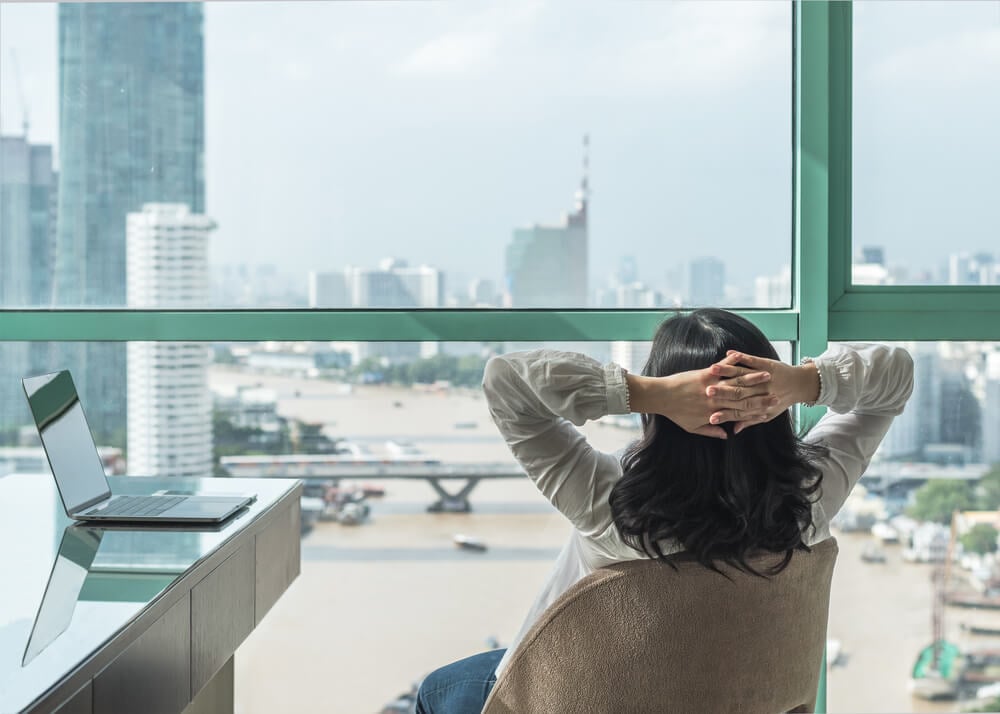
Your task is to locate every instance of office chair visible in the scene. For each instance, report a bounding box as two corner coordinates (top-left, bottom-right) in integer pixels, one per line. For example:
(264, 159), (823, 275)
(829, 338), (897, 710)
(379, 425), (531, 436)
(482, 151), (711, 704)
(482, 538), (838, 714)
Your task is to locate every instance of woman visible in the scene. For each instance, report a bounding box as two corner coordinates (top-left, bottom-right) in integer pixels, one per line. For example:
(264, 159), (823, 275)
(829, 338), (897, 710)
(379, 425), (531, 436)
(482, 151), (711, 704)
(415, 308), (913, 714)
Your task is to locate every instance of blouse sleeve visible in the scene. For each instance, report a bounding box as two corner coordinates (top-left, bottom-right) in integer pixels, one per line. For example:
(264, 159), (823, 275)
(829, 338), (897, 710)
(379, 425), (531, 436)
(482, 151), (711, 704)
(482, 349), (629, 537)
(805, 343), (915, 520)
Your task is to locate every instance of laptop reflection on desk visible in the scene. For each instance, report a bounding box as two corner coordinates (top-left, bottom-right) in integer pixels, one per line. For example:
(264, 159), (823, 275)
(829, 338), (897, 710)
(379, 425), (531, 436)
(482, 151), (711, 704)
(22, 527), (102, 666)
(22, 370), (254, 524)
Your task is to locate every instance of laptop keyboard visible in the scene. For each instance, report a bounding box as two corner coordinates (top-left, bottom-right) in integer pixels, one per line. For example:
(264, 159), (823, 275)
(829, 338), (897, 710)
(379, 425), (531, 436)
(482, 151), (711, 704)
(86, 495), (186, 518)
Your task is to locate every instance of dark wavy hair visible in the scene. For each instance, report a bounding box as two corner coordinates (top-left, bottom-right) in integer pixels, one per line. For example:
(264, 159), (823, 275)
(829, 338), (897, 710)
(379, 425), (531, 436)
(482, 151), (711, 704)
(608, 309), (828, 577)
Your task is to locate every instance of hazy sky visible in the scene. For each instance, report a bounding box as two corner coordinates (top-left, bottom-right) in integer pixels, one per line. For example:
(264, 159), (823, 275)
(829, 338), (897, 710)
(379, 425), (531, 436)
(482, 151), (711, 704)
(1, 1), (997, 295)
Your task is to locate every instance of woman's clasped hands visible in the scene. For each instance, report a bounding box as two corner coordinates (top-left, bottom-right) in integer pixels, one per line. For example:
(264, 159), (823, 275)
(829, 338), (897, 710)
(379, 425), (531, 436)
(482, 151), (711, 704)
(626, 350), (817, 440)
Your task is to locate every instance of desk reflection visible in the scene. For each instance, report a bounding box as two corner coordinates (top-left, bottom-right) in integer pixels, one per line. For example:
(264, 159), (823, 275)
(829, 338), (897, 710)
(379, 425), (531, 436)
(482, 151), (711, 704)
(22, 528), (101, 666)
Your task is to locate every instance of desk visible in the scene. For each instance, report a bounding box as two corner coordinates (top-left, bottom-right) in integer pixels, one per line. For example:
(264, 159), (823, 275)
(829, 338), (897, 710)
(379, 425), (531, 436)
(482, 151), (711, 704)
(0, 475), (302, 714)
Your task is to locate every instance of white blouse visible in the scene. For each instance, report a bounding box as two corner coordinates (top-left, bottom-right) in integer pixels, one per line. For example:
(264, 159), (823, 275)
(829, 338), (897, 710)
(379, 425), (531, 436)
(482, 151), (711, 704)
(484, 343), (915, 677)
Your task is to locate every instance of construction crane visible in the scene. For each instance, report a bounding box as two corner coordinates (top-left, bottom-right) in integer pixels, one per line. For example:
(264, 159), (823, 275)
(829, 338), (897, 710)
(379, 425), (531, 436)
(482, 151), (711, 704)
(11, 48), (30, 137)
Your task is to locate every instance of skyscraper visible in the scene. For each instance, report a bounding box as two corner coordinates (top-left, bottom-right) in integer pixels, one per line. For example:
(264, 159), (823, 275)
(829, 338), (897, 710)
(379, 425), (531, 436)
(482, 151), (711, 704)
(505, 138), (589, 308)
(127, 204), (214, 478)
(55, 3), (205, 444)
(0, 135), (58, 436)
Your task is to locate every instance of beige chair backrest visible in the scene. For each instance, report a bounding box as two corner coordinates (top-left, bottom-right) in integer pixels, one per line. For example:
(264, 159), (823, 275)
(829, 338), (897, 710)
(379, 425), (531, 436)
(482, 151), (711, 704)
(482, 538), (838, 714)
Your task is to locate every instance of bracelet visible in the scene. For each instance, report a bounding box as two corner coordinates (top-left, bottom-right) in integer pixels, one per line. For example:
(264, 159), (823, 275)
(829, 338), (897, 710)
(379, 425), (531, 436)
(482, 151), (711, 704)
(622, 368), (631, 413)
(799, 357), (822, 408)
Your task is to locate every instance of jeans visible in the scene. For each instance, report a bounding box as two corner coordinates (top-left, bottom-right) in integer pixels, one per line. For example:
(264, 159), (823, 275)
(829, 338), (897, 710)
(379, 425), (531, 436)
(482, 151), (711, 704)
(415, 648), (507, 714)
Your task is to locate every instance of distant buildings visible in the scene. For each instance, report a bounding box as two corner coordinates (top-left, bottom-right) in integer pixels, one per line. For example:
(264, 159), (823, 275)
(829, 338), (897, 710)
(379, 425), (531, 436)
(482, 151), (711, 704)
(309, 259), (443, 310)
(505, 140), (589, 308)
(881, 343), (943, 460)
(0, 136), (58, 308)
(0, 135), (58, 435)
(948, 252), (998, 286)
(852, 262), (893, 285)
(215, 263), (305, 306)
(860, 246), (885, 266)
(309, 258), (444, 363)
(596, 281), (662, 310)
(309, 270), (350, 308)
(688, 257), (725, 307)
(55, 2), (205, 445)
(126, 204), (214, 478)
(610, 341), (653, 376)
(468, 278), (498, 307)
(347, 259), (443, 310)
(852, 245), (899, 285)
(879, 342), (997, 465)
(595, 252), (664, 309)
(754, 265), (791, 308)
(984, 353), (1000, 465)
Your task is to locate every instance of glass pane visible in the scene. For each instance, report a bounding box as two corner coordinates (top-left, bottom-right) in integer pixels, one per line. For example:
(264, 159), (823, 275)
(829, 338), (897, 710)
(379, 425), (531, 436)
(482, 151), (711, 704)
(0, 1), (792, 310)
(1, 336), (789, 711)
(828, 341), (1000, 713)
(853, 1), (1000, 285)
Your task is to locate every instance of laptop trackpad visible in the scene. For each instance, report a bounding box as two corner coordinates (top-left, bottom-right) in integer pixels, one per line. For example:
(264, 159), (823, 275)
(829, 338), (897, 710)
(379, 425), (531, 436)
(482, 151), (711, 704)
(165, 498), (247, 520)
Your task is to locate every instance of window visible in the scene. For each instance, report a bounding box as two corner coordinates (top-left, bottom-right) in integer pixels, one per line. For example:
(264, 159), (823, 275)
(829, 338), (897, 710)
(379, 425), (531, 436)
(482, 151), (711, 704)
(827, 341), (1000, 714)
(1, 1), (793, 311)
(852, 1), (1000, 286)
(4, 2), (998, 711)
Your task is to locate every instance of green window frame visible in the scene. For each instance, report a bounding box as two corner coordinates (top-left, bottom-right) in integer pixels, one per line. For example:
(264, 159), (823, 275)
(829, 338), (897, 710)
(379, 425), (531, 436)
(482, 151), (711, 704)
(2, 2), (996, 709)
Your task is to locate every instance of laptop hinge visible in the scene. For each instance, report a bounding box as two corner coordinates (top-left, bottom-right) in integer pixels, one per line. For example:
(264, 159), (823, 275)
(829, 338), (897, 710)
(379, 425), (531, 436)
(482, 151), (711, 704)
(71, 492), (113, 517)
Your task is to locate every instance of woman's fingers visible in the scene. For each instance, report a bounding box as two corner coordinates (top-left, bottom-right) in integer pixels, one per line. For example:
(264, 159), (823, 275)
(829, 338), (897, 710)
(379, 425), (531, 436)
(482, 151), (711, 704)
(726, 351), (771, 371)
(708, 395), (779, 417)
(706, 378), (772, 402)
(708, 364), (771, 384)
(708, 398), (777, 425)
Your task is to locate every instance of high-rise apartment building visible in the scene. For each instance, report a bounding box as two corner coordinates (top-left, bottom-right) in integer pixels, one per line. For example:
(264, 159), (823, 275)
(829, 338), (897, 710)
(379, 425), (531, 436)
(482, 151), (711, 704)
(0, 136), (58, 435)
(126, 204), (214, 478)
(55, 3), (205, 445)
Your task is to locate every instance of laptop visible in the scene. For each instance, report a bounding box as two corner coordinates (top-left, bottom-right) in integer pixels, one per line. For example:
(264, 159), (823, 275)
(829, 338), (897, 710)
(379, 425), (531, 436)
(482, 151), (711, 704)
(22, 527), (103, 665)
(22, 370), (254, 523)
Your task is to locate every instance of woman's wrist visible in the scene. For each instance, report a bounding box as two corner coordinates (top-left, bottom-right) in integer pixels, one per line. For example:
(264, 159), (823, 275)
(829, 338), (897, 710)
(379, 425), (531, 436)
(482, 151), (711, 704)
(793, 362), (822, 406)
(625, 372), (662, 414)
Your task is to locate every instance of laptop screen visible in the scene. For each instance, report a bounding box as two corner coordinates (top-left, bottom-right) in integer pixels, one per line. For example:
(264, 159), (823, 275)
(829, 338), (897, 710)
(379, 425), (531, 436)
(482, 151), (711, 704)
(22, 371), (111, 514)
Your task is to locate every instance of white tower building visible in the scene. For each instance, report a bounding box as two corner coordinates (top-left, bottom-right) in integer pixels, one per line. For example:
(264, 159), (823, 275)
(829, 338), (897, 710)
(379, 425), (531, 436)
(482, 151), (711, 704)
(126, 204), (214, 478)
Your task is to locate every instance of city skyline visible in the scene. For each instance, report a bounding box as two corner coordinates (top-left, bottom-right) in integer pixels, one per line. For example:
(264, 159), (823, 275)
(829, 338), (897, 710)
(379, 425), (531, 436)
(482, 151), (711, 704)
(3, 2), (998, 308)
(1, 1), (787, 292)
(0, 0), (997, 459)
